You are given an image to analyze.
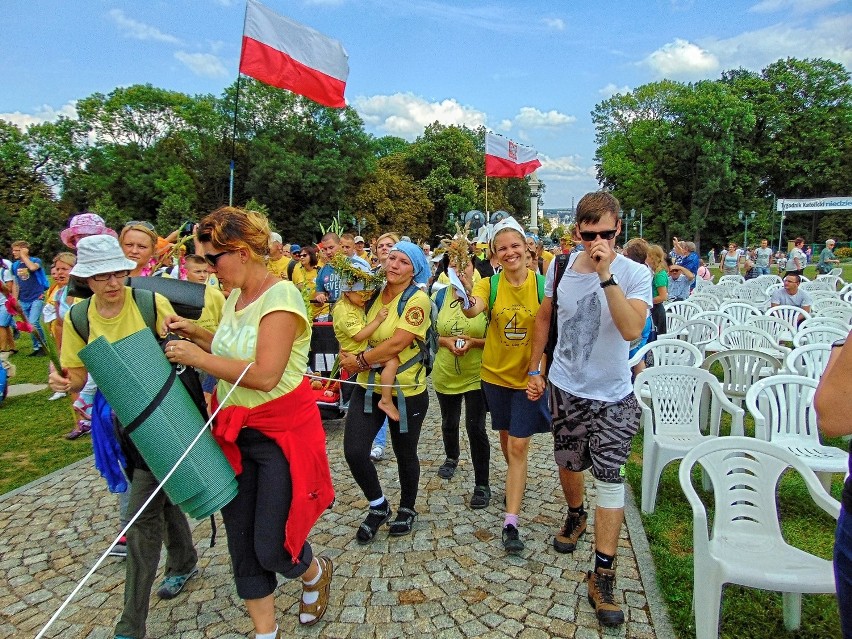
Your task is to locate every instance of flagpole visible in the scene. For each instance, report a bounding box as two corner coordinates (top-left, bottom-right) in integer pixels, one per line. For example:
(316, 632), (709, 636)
(229, 1), (250, 207)
(485, 175), (488, 216)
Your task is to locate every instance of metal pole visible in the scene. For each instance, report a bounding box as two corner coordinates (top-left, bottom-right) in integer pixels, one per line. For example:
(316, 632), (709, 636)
(640, 210), (644, 238)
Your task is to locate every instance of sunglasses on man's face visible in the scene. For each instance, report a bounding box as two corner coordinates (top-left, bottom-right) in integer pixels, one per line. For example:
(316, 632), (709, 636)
(578, 228), (619, 242)
(204, 250), (233, 267)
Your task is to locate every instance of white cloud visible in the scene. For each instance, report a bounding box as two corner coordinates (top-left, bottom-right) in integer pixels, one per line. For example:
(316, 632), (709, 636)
(513, 107), (576, 129)
(643, 38), (720, 79)
(703, 14), (852, 70)
(498, 119), (513, 131)
(174, 51), (229, 78)
(352, 93), (487, 139)
(598, 83), (632, 98)
(539, 154), (597, 181)
(543, 17), (565, 31)
(0, 102), (78, 129)
(749, 0), (839, 14)
(108, 9), (183, 45)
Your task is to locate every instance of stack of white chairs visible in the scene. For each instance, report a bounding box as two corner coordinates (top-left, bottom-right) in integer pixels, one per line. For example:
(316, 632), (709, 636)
(792, 324), (848, 348)
(719, 325), (790, 359)
(719, 301), (761, 324)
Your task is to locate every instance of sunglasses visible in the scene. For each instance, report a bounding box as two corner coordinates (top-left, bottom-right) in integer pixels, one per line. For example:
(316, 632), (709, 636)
(90, 269), (130, 282)
(123, 220), (156, 231)
(204, 250), (233, 267)
(578, 228), (619, 242)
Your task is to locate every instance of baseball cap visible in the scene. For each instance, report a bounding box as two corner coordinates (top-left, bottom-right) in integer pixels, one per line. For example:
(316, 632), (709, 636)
(354, 235), (365, 243)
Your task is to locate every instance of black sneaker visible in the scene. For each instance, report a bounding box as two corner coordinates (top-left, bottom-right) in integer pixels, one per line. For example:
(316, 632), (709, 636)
(553, 511), (587, 553)
(28, 348), (44, 357)
(501, 524), (524, 554)
(470, 485), (491, 509)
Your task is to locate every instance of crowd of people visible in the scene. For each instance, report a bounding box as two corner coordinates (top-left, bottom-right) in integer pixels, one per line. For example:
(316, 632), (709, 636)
(2, 196), (848, 638)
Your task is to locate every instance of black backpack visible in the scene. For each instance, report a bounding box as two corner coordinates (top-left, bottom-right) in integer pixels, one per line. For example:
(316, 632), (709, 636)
(544, 254), (570, 376)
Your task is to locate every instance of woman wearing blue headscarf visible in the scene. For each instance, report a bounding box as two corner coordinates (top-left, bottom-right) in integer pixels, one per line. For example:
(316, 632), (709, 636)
(339, 241), (431, 542)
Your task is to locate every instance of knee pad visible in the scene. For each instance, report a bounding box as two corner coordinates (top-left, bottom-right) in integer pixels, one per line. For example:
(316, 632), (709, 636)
(595, 478), (625, 509)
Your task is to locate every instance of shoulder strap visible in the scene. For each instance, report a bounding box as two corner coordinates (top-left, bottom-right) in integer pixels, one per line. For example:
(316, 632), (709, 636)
(551, 254), (570, 309)
(436, 287), (448, 310)
(488, 272), (501, 318)
(396, 283), (420, 316)
(536, 273), (545, 304)
(287, 259), (297, 280)
(131, 288), (158, 337)
(69, 298), (93, 343)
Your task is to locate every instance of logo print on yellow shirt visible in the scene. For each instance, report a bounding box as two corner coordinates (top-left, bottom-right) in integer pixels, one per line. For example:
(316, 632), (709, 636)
(504, 313), (526, 341)
(405, 306), (425, 327)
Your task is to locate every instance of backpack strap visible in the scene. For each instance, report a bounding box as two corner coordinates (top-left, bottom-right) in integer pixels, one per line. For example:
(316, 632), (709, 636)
(536, 273), (545, 304)
(286, 259), (297, 281)
(69, 297), (93, 344)
(435, 286), (448, 311)
(131, 288), (159, 338)
(544, 254), (570, 376)
(488, 273), (501, 319)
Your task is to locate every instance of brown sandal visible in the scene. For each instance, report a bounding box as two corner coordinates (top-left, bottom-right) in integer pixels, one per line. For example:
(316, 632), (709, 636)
(299, 555), (333, 626)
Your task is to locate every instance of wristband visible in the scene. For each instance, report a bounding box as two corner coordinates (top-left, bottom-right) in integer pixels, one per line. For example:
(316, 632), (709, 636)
(528, 370), (541, 376)
(356, 352), (370, 371)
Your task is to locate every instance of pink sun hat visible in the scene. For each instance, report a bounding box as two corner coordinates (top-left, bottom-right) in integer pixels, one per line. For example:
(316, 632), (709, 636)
(61, 212), (118, 248)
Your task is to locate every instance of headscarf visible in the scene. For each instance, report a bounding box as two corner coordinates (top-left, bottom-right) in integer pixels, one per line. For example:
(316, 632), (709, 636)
(389, 241), (430, 286)
(490, 216), (526, 252)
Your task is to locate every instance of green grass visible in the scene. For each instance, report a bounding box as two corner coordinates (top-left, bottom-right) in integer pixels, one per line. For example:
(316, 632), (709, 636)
(625, 409), (844, 638)
(0, 334), (92, 495)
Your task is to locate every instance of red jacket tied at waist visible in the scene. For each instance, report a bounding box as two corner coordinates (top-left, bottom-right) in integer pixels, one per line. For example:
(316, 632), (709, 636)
(212, 377), (334, 562)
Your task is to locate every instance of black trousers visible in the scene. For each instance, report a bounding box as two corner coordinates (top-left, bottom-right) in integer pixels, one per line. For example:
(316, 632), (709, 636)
(436, 389), (490, 487)
(220, 429), (312, 600)
(343, 385), (428, 510)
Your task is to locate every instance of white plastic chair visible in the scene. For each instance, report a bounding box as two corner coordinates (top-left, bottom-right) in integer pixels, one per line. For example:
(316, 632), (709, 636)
(799, 279), (830, 293)
(815, 274), (844, 291)
(745, 375), (847, 492)
(829, 268), (843, 279)
(718, 326), (790, 359)
(627, 339), (703, 369)
(688, 294), (719, 312)
(766, 304), (810, 329)
(730, 284), (768, 306)
(701, 349), (782, 408)
(811, 296), (851, 312)
(718, 274), (745, 285)
(679, 437), (839, 638)
(745, 314), (795, 343)
(666, 300), (703, 321)
(719, 301), (761, 324)
(635, 366), (745, 514)
(784, 343), (832, 380)
(763, 282), (783, 297)
(798, 315), (849, 335)
(665, 312), (688, 335)
(792, 324), (848, 348)
(673, 318), (717, 357)
(812, 305), (852, 324)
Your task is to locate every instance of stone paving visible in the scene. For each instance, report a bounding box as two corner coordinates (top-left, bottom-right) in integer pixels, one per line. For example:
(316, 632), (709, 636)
(0, 388), (674, 639)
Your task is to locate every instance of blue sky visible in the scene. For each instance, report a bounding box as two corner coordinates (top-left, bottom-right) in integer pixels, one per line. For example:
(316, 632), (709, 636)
(2, 0), (850, 208)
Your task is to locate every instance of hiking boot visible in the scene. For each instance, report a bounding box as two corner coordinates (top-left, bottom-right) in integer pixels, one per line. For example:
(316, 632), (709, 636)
(553, 511), (587, 553)
(587, 567), (625, 627)
(156, 566), (199, 599)
(469, 485), (491, 509)
(501, 524), (524, 554)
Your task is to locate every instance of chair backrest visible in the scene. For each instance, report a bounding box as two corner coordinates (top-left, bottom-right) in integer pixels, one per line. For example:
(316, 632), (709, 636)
(754, 274), (782, 287)
(766, 304), (811, 327)
(666, 300), (702, 321)
(718, 274), (745, 285)
(784, 343), (833, 380)
(719, 325), (784, 355)
(800, 279), (831, 293)
(677, 318), (718, 352)
(745, 374), (819, 442)
(798, 315), (849, 334)
(816, 274), (844, 291)
(688, 294), (719, 312)
(746, 314), (795, 340)
(809, 289), (841, 301)
(695, 310), (735, 338)
(813, 305), (852, 324)
(634, 365), (721, 435)
(811, 297), (852, 314)
(793, 324), (848, 348)
(720, 301), (761, 323)
(829, 268), (843, 278)
(764, 282), (784, 297)
(731, 284), (769, 304)
(628, 339), (703, 369)
(702, 349), (782, 401)
(679, 437), (833, 547)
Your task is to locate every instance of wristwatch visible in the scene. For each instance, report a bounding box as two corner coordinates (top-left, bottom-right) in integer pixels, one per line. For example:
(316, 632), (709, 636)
(600, 274), (618, 289)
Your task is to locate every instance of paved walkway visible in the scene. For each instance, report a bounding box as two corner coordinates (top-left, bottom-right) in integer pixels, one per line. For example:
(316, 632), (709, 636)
(0, 389), (675, 639)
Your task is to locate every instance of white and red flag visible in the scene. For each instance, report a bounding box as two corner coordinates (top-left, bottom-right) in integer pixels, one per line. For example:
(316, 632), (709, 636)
(240, 0), (349, 108)
(485, 131), (542, 178)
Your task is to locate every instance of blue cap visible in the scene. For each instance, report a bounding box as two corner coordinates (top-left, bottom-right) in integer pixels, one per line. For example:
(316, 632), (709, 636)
(290, 244), (301, 253)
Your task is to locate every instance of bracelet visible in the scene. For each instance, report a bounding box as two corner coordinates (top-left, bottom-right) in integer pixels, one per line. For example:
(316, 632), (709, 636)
(356, 352), (370, 371)
(528, 370), (541, 376)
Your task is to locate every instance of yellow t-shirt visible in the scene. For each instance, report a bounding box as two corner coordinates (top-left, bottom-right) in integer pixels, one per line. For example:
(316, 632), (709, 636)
(436, 269), (482, 287)
(61, 288), (175, 369)
(473, 271), (541, 390)
(355, 286), (430, 397)
(431, 289), (487, 395)
(332, 296), (369, 353)
(212, 281), (310, 409)
(541, 250), (555, 274)
(192, 285), (225, 334)
(268, 256), (291, 279)
(291, 264), (326, 319)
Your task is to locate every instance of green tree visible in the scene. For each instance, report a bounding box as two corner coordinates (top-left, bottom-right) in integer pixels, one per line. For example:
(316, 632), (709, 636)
(9, 195), (66, 258)
(352, 163), (433, 241)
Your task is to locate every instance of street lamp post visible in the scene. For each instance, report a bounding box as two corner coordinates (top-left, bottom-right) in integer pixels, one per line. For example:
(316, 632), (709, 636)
(528, 173), (541, 235)
(624, 209), (636, 243)
(634, 208), (644, 238)
(738, 210), (756, 249)
(351, 217), (367, 235)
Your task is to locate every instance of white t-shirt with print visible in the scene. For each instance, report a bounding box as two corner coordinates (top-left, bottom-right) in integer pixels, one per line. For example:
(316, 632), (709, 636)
(546, 253), (652, 402)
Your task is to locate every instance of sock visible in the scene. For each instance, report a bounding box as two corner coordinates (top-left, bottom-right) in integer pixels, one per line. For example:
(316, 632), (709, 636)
(369, 496), (387, 509)
(504, 513), (519, 528)
(256, 626), (278, 639)
(594, 550), (615, 571)
(299, 560), (323, 623)
(569, 504), (585, 516)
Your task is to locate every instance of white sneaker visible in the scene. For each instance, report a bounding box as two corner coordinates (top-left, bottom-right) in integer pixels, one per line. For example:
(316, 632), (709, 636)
(370, 446), (384, 461)
(48, 392), (67, 401)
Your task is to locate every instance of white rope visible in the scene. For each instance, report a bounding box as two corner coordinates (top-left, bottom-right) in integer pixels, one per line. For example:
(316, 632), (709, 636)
(35, 362), (253, 639)
(305, 372), (421, 388)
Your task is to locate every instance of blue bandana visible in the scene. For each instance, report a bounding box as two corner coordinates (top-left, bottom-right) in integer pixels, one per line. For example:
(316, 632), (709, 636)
(389, 241), (430, 285)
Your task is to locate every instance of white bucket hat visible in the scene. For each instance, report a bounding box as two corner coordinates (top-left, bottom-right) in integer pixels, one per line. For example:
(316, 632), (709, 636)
(70, 235), (137, 278)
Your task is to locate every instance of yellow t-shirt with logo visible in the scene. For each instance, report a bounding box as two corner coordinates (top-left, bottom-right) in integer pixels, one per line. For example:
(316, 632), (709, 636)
(268, 256), (291, 279)
(355, 286), (430, 397)
(192, 285), (225, 334)
(431, 289), (487, 395)
(212, 281), (310, 409)
(332, 295), (370, 353)
(61, 288), (175, 369)
(473, 271), (541, 390)
(291, 264), (326, 319)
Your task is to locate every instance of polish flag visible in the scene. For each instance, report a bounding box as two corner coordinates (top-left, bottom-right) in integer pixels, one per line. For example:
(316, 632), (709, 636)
(485, 131), (542, 178)
(240, 0), (349, 108)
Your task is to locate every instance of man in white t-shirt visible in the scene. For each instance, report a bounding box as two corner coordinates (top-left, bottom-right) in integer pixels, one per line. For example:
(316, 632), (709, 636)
(526, 192), (652, 628)
(753, 238), (773, 276)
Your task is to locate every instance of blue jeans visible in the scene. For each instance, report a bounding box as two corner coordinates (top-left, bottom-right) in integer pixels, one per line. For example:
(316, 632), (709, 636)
(19, 299), (46, 350)
(754, 266), (770, 275)
(373, 417), (388, 448)
(836, 506), (852, 639)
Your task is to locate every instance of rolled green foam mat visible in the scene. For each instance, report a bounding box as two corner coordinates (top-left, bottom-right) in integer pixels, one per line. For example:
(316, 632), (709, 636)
(80, 328), (237, 519)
